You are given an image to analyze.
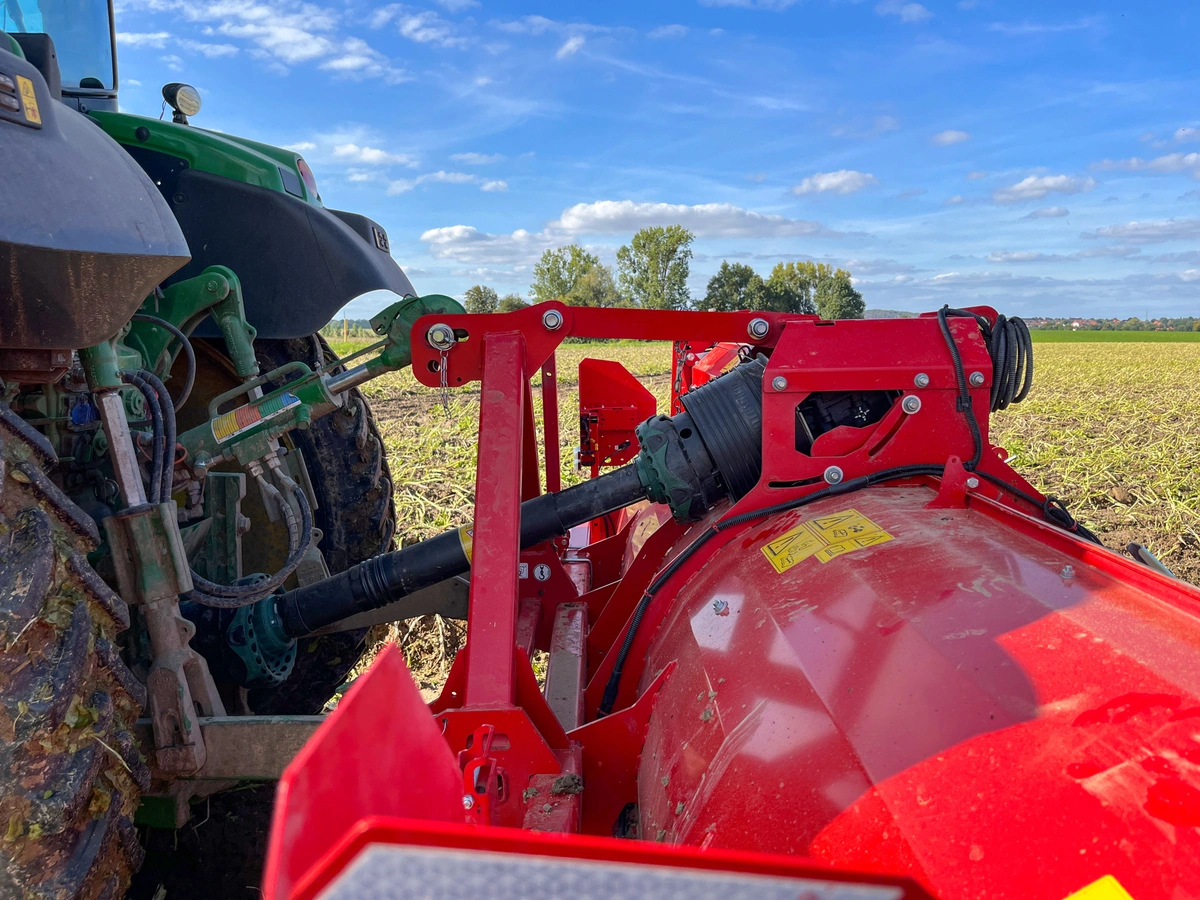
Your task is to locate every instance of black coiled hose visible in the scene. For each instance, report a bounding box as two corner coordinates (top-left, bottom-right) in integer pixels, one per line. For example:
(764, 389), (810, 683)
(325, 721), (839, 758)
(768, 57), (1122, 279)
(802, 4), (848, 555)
(131, 313), (197, 412)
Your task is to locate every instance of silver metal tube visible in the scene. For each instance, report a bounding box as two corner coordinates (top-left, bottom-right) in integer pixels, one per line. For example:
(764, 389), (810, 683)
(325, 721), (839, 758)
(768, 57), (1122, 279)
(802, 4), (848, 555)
(324, 363), (372, 396)
(96, 390), (148, 507)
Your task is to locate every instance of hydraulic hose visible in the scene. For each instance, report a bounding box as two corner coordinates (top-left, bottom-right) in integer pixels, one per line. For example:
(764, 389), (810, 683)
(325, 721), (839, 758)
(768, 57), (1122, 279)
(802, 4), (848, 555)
(121, 371), (164, 504)
(131, 313), (197, 412)
(274, 463), (647, 637)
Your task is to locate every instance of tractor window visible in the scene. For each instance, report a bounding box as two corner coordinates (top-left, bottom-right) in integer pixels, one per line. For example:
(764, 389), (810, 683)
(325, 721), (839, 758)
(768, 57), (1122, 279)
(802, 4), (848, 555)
(1, 0), (114, 90)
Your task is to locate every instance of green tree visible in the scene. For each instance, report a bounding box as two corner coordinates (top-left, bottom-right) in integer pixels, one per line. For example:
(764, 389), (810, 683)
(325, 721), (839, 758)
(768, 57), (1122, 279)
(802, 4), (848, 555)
(814, 270), (865, 319)
(697, 262), (766, 312)
(764, 261), (823, 314)
(463, 284), (499, 314)
(498, 293), (529, 313)
(566, 265), (625, 308)
(530, 245), (601, 303)
(615, 225), (694, 310)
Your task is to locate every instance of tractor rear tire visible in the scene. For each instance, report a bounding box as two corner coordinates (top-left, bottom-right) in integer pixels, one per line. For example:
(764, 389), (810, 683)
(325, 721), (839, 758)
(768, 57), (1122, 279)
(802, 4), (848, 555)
(248, 334), (396, 715)
(0, 408), (149, 900)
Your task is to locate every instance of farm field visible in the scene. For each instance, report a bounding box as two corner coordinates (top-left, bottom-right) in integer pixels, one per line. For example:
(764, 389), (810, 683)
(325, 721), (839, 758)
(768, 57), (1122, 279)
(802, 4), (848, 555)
(1029, 330), (1200, 342)
(330, 336), (1200, 689)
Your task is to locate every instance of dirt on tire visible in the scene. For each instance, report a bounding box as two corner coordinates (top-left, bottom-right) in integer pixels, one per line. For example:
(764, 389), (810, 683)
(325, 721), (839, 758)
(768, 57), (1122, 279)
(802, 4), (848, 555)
(0, 408), (148, 900)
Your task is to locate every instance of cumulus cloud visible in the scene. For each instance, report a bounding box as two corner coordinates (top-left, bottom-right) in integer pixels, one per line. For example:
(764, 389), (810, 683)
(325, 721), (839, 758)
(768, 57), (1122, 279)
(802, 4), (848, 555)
(1081, 219), (1200, 244)
(395, 10), (469, 48)
(333, 143), (417, 166)
(1176, 127), (1200, 144)
(648, 24), (688, 39)
(1092, 153), (1200, 177)
(419, 200), (841, 264)
(1023, 206), (1070, 219)
(992, 174), (1097, 204)
(876, 1), (933, 23)
(931, 129), (970, 146)
(965, 171), (989, 181)
(451, 152), (505, 165)
(791, 170), (878, 195)
(556, 35), (585, 59)
(419, 171), (476, 184)
(480, 180), (509, 192)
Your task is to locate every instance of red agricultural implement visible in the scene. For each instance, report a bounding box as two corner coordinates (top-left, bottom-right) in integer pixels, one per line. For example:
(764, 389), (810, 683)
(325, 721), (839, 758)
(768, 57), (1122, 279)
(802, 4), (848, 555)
(261, 303), (1200, 900)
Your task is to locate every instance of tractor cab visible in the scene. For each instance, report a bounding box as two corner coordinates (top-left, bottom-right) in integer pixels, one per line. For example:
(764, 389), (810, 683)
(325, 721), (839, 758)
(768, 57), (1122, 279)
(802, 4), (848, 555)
(1, 0), (117, 111)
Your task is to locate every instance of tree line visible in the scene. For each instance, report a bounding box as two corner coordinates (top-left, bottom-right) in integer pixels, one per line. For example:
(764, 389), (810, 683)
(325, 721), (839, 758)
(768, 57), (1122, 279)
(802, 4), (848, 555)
(461, 225), (865, 320)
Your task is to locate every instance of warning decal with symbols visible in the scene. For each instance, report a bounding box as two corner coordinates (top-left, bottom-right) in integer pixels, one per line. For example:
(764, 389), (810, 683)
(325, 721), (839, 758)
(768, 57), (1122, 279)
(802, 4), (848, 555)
(761, 509), (894, 573)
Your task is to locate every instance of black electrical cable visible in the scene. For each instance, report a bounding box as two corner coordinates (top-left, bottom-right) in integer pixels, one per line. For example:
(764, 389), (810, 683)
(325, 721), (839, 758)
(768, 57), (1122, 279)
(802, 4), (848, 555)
(131, 313), (196, 412)
(597, 462), (944, 716)
(121, 371), (164, 504)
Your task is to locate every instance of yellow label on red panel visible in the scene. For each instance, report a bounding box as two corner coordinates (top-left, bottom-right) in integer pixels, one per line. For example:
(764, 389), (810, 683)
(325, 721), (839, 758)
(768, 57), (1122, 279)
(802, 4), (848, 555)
(15, 76), (40, 124)
(457, 526), (473, 562)
(1063, 875), (1134, 900)
(761, 509), (893, 573)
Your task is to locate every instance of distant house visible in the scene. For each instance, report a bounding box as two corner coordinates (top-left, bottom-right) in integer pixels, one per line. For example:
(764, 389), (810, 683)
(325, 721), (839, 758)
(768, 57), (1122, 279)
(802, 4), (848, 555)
(1071, 320), (1082, 330)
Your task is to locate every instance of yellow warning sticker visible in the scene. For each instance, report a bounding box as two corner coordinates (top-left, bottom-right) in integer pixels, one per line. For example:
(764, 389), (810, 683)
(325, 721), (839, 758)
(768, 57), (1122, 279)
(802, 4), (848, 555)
(457, 525), (474, 562)
(15, 76), (40, 125)
(1062, 875), (1134, 900)
(761, 509), (893, 573)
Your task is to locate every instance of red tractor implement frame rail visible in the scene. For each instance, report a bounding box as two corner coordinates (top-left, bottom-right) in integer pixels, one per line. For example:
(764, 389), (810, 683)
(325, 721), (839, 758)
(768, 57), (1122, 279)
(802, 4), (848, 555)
(264, 303), (1200, 900)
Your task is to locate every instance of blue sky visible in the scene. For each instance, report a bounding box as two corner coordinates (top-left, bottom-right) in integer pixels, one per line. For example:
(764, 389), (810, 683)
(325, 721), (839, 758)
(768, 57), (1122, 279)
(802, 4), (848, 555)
(111, 0), (1199, 319)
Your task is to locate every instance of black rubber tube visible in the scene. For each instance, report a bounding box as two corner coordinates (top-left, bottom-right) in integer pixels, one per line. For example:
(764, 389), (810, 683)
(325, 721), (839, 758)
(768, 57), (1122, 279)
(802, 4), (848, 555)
(275, 463), (648, 637)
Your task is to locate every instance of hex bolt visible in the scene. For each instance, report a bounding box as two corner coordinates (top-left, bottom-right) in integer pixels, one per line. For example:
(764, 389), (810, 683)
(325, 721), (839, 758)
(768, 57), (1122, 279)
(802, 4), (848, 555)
(901, 395), (922, 414)
(462, 794), (475, 810)
(969, 371), (986, 387)
(966, 476), (980, 489)
(1060, 565), (1076, 579)
(542, 309), (564, 331)
(824, 466), (844, 485)
(914, 372), (930, 388)
(748, 317), (770, 339)
(426, 323), (455, 351)
(772, 376), (788, 391)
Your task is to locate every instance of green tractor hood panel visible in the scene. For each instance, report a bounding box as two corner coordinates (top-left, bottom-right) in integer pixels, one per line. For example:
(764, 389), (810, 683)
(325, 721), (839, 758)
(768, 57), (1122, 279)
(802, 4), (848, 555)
(92, 112), (416, 340)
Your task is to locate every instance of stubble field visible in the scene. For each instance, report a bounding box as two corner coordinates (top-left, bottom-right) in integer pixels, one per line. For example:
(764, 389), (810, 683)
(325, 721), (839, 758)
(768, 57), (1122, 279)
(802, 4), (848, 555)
(331, 337), (1200, 688)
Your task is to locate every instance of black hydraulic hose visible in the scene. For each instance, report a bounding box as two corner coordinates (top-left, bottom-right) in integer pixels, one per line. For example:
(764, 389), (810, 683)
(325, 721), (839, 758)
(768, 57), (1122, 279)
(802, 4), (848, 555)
(137, 369), (176, 501)
(275, 463), (648, 637)
(121, 371), (164, 504)
(131, 313), (197, 412)
(186, 482), (315, 608)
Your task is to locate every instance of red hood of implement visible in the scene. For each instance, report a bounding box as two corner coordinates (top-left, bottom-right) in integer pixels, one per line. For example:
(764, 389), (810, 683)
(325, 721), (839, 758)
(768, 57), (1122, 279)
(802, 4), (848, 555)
(636, 485), (1200, 900)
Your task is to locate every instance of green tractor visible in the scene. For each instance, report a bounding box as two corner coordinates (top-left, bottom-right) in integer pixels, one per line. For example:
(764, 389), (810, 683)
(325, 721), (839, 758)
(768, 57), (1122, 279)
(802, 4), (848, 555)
(0, 5), (464, 897)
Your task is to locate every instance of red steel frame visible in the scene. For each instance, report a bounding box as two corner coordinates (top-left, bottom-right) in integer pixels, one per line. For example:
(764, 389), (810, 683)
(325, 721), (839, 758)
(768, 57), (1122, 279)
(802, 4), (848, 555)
(266, 301), (1200, 898)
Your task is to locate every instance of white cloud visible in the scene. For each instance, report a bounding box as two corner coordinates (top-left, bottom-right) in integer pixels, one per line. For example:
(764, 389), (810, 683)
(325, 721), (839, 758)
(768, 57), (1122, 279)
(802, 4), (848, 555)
(931, 129), (970, 146)
(876, 1), (932, 23)
(161, 54), (184, 72)
(333, 143), (418, 166)
(1082, 219), (1200, 245)
(1175, 127), (1200, 144)
(451, 152), (505, 165)
(346, 171), (375, 183)
(988, 251), (1055, 263)
(319, 38), (407, 81)
(396, 11), (468, 48)
(894, 188), (927, 199)
(648, 24), (688, 39)
(287, 141), (317, 151)
(791, 169), (878, 195)
(1023, 206), (1070, 219)
(965, 170), (990, 181)
(698, 0), (797, 9)
(1093, 153), (1200, 177)
(992, 174), (1097, 204)
(419, 170), (476, 184)
(436, 0), (479, 10)
(386, 179), (415, 195)
(419, 200), (840, 264)
(481, 180), (509, 192)
(125, 78), (143, 86)
(943, 195), (965, 206)
(1182, 189), (1200, 201)
(178, 38), (239, 57)
(117, 31), (171, 48)
(556, 36), (585, 59)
